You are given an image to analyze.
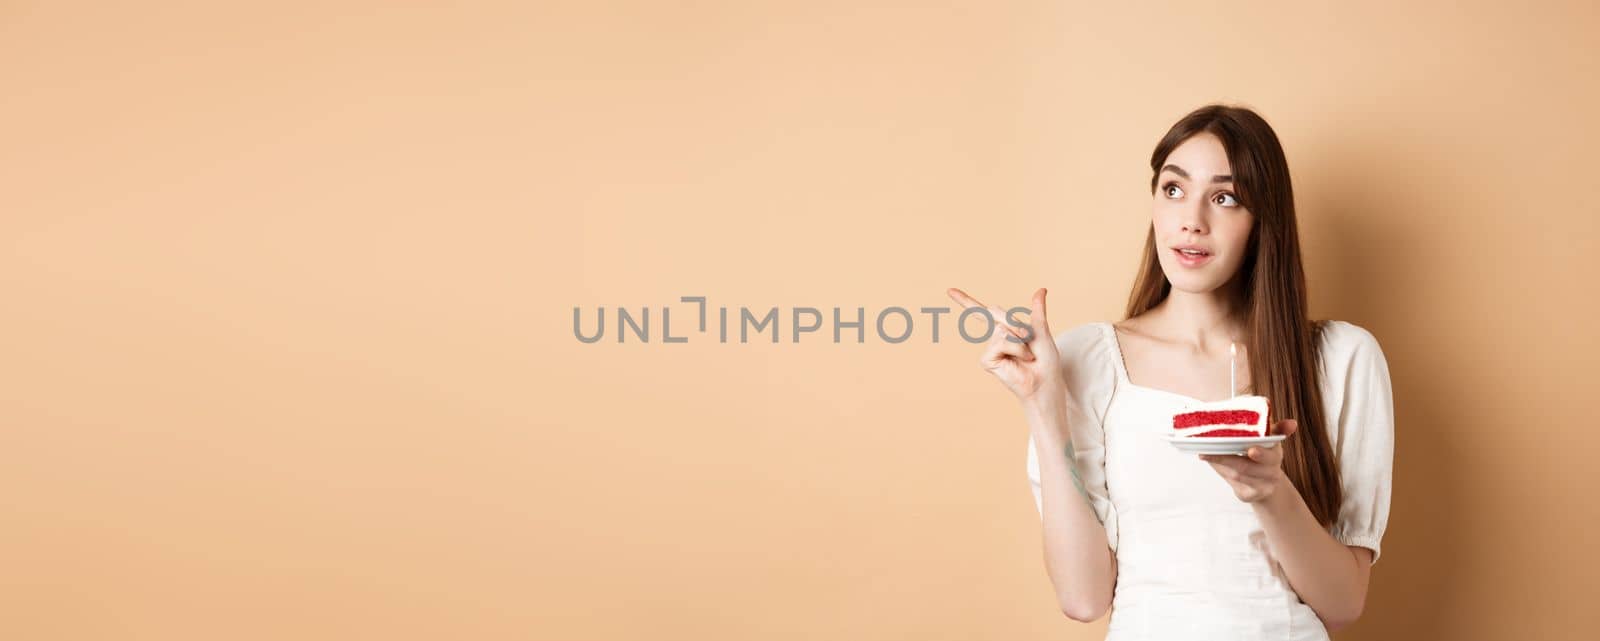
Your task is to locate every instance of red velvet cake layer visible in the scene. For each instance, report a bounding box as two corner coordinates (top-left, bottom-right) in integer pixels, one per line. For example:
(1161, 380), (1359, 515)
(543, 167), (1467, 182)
(1191, 428), (1261, 437)
(1172, 409), (1262, 429)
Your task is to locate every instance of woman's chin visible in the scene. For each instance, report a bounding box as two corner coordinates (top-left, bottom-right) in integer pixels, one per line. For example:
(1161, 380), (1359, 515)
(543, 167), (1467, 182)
(1163, 274), (1230, 295)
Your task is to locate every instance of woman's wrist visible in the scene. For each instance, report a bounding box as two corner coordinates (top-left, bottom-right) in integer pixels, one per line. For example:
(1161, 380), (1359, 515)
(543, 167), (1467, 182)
(1021, 380), (1068, 414)
(1020, 381), (1070, 440)
(1252, 472), (1299, 510)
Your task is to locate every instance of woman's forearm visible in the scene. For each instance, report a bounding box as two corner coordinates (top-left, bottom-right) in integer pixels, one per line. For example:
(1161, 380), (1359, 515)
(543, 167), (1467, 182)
(1251, 475), (1368, 628)
(1023, 395), (1117, 621)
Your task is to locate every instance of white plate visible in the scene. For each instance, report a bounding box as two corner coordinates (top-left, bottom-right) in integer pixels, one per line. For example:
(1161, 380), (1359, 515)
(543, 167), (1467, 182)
(1163, 434), (1286, 455)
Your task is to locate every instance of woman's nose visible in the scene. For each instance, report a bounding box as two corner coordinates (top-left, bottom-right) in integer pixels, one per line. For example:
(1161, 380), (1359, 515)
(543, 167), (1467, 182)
(1182, 202), (1207, 233)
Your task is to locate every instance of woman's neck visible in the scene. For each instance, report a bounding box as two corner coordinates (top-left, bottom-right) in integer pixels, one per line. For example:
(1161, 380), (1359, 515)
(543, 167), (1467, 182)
(1149, 285), (1245, 352)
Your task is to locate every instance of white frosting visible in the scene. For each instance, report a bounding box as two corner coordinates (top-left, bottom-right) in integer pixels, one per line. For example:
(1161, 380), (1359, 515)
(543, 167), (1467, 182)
(1172, 395), (1269, 438)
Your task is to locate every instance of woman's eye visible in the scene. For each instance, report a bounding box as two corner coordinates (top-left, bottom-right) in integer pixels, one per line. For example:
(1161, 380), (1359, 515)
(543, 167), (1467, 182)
(1163, 183), (1184, 198)
(1214, 192), (1239, 207)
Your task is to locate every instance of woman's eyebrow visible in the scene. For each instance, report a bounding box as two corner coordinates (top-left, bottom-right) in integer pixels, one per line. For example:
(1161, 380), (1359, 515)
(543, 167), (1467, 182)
(1160, 164), (1233, 183)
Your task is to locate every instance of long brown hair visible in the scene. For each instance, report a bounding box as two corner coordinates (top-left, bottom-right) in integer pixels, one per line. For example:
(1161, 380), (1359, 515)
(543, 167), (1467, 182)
(1125, 104), (1341, 528)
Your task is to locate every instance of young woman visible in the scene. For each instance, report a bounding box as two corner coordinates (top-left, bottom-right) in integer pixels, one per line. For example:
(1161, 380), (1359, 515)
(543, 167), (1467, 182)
(947, 104), (1394, 640)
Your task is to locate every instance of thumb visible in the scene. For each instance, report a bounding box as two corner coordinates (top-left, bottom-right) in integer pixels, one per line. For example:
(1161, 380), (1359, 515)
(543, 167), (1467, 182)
(1031, 288), (1050, 336)
(1275, 418), (1299, 437)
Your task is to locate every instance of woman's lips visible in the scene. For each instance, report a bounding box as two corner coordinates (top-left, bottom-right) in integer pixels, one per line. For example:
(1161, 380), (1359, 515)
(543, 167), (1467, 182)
(1172, 248), (1213, 267)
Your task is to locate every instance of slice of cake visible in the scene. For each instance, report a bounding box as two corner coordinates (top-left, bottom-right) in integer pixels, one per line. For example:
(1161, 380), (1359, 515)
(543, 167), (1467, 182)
(1172, 395), (1270, 438)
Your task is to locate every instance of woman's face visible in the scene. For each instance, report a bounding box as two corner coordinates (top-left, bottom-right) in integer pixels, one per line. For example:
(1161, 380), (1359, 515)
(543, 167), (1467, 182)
(1152, 132), (1255, 294)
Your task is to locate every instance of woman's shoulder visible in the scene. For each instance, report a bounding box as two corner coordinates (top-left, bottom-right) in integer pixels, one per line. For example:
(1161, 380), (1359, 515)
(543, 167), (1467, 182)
(1052, 321), (1121, 381)
(1316, 319), (1384, 354)
(1315, 319), (1388, 375)
(1053, 320), (1113, 358)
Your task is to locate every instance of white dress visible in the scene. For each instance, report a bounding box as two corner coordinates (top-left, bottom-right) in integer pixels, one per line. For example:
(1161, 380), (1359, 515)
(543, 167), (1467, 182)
(1027, 321), (1395, 640)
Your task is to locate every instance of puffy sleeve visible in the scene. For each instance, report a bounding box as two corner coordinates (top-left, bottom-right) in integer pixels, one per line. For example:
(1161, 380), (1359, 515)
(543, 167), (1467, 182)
(1027, 322), (1120, 552)
(1320, 321), (1397, 566)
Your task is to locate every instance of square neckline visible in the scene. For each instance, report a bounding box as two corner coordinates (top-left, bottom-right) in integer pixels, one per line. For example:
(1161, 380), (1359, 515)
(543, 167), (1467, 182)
(1100, 321), (1248, 405)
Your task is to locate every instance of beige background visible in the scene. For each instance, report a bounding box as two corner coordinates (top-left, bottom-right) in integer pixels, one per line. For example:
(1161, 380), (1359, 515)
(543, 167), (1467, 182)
(3, 1), (1597, 639)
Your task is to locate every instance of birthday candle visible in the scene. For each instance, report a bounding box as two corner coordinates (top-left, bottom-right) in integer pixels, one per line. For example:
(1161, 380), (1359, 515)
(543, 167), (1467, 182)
(1229, 342), (1237, 398)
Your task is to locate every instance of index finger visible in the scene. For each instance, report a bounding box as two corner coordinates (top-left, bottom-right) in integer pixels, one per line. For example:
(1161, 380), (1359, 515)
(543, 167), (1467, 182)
(946, 287), (988, 310)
